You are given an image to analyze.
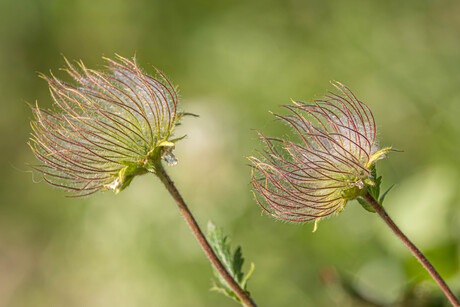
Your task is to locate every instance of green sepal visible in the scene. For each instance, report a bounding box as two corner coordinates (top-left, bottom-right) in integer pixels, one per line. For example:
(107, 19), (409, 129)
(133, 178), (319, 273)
(174, 112), (199, 126)
(366, 147), (392, 168)
(169, 135), (187, 143)
(367, 165), (382, 200)
(355, 166), (395, 212)
(207, 221), (254, 304)
(181, 112), (200, 117)
(363, 178), (375, 186)
(108, 162), (149, 194)
(379, 184), (395, 205)
(341, 185), (365, 200)
(155, 140), (175, 148)
(357, 197), (376, 213)
(106, 140), (178, 194)
(175, 112), (199, 124)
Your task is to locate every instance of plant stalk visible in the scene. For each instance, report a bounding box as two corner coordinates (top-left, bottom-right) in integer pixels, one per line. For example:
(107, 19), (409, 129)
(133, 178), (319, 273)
(154, 163), (257, 307)
(363, 192), (460, 306)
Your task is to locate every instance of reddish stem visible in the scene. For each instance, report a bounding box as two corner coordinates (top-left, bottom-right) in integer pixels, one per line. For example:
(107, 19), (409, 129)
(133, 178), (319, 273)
(363, 192), (460, 307)
(155, 163), (257, 307)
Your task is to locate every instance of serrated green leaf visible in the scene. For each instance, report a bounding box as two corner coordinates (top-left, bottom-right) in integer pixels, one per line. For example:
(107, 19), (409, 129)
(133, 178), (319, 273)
(232, 246), (244, 282)
(207, 221), (254, 304)
(367, 165), (382, 200)
(379, 184), (395, 205)
(357, 197), (376, 213)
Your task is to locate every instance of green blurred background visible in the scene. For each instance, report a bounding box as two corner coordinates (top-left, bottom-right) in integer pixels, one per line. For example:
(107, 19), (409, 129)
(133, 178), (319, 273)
(1, 0), (460, 306)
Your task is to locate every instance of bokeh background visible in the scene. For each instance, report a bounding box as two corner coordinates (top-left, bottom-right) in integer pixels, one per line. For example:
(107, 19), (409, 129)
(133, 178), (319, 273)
(1, 0), (460, 306)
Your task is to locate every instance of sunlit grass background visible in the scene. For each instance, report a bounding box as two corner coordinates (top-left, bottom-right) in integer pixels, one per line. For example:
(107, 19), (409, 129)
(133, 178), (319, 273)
(1, 0), (460, 306)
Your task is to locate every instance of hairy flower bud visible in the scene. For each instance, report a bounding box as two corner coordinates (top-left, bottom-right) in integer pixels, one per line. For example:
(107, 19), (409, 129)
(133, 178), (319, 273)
(249, 82), (391, 230)
(29, 55), (185, 196)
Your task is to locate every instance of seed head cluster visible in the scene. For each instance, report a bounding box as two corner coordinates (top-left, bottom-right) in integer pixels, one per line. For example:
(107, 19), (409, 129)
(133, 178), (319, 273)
(249, 83), (391, 228)
(29, 55), (182, 196)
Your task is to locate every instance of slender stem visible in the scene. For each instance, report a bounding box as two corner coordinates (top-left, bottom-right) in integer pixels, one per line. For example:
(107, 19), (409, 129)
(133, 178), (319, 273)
(363, 192), (460, 307)
(154, 163), (257, 307)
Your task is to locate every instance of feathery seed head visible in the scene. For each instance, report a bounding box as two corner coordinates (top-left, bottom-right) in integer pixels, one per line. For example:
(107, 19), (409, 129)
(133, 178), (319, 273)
(29, 55), (185, 196)
(249, 82), (391, 228)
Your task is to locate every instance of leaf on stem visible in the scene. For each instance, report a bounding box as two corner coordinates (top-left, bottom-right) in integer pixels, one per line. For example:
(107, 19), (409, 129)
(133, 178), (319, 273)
(207, 221), (254, 304)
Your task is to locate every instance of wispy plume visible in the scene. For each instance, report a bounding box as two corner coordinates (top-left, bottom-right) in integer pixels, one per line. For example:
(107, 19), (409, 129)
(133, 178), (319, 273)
(249, 82), (391, 230)
(29, 55), (184, 196)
